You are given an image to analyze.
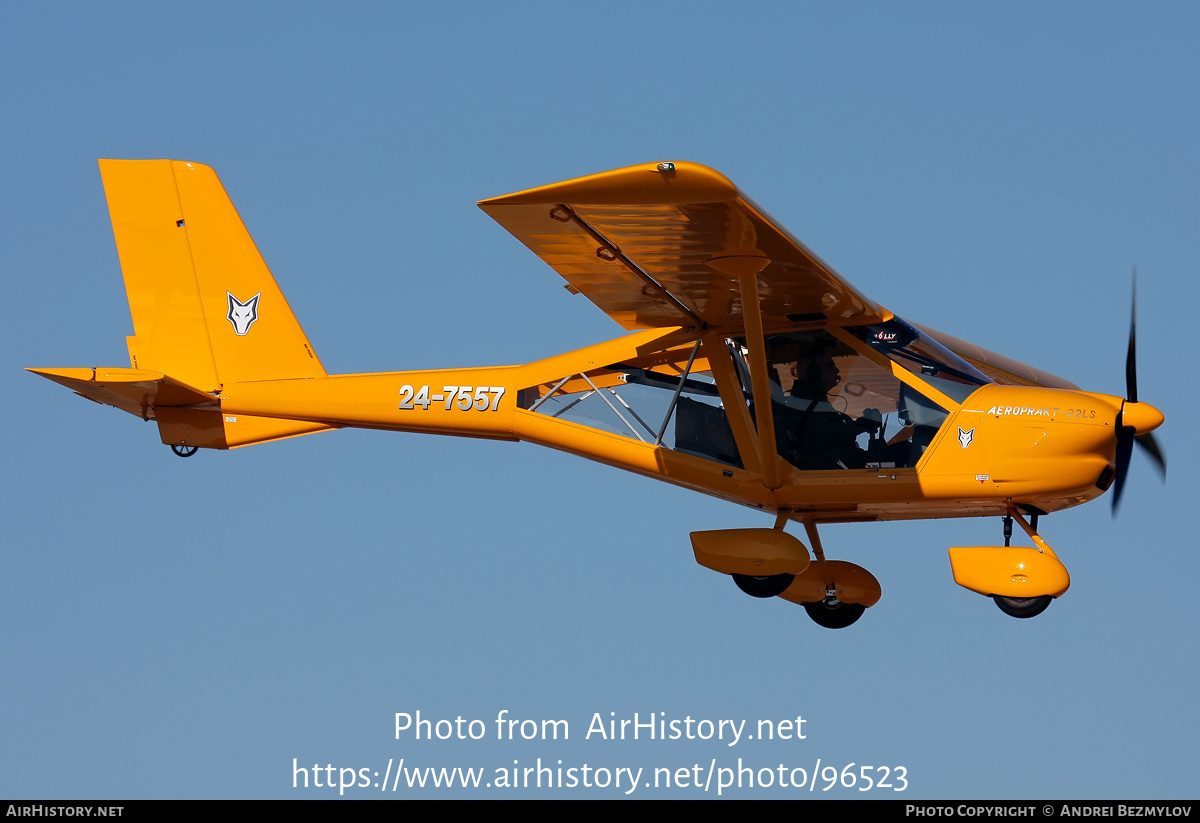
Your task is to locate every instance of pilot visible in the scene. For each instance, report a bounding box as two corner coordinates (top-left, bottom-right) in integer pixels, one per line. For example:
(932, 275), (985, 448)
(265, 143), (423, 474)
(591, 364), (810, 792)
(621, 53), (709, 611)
(771, 342), (878, 470)
(788, 345), (841, 403)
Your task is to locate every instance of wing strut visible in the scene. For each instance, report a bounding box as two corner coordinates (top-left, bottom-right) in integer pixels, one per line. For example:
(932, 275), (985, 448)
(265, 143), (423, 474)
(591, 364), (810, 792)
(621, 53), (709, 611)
(653, 339), (702, 445)
(553, 204), (706, 329)
(730, 261), (782, 491)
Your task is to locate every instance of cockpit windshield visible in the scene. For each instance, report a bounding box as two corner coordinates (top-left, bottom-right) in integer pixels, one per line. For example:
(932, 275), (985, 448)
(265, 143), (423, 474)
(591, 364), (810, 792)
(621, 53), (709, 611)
(845, 317), (991, 403)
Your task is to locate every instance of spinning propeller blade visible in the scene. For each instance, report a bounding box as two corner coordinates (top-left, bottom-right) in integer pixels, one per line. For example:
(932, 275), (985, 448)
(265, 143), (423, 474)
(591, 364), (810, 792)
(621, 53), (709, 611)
(1135, 432), (1166, 478)
(1125, 268), (1138, 404)
(1112, 269), (1166, 514)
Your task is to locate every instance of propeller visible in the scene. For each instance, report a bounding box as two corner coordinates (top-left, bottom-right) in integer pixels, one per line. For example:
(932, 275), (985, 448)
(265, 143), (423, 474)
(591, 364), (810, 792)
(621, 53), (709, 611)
(1112, 269), (1166, 513)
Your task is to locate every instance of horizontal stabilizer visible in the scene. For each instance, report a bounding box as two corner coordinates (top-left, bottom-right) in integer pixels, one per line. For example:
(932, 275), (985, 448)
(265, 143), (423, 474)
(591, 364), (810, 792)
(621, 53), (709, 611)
(28, 367), (337, 449)
(27, 367), (216, 419)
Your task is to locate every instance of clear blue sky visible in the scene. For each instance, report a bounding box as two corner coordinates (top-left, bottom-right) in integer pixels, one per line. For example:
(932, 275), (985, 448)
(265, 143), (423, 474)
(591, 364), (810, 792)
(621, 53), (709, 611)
(3, 1), (1196, 798)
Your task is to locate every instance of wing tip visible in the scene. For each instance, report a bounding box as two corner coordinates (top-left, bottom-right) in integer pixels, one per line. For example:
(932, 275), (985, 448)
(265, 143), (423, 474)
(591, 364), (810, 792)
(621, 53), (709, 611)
(478, 160), (738, 207)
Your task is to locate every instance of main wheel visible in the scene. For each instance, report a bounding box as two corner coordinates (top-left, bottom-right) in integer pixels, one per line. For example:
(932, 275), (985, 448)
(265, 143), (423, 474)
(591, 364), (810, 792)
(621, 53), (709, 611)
(732, 573), (795, 598)
(803, 600), (866, 629)
(992, 595), (1053, 619)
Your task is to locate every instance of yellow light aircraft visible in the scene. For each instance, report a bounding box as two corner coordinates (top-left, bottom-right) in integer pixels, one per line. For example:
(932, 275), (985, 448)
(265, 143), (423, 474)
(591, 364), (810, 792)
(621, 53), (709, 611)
(29, 160), (1166, 629)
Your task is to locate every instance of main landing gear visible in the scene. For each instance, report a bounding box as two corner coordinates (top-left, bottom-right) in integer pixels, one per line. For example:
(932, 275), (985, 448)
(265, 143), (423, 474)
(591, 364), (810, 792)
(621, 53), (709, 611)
(802, 599), (866, 630)
(732, 573), (795, 598)
(691, 516), (880, 630)
(783, 520), (878, 629)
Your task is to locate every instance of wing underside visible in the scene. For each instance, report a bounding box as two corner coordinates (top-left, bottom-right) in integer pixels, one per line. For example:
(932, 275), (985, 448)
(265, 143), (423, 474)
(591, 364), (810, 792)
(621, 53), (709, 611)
(479, 162), (889, 333)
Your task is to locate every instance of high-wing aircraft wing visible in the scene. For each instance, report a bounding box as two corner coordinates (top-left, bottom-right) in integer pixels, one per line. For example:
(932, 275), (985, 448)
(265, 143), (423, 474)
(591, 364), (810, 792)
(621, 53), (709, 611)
(479, 162), (890, 332)
(482, 161), (1079, 391)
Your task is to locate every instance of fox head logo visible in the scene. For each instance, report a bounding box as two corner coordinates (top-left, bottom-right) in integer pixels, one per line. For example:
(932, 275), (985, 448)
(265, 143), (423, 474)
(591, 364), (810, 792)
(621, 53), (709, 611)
(957, 426), (975, 449)
(226, 292), (261, 336)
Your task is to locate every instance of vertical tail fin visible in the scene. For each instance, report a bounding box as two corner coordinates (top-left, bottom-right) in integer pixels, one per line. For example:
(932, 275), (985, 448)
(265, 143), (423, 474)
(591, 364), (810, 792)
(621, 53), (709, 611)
(99, 159), (325, 390)
(28, 160), (339, 450)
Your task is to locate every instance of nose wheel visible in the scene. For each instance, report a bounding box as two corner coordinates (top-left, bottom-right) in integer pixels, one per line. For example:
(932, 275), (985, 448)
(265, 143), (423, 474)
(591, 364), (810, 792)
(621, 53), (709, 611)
(992, 595), (1052, 619)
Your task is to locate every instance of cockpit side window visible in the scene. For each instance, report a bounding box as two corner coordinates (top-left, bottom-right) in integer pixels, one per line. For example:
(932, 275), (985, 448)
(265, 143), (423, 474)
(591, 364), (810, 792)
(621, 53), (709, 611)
(517, 343), (744, 469)
(730, 330), (951, 470)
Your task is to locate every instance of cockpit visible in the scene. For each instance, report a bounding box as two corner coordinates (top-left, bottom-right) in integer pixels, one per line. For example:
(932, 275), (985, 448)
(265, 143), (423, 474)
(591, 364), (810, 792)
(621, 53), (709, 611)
(518, 318), (992, 473)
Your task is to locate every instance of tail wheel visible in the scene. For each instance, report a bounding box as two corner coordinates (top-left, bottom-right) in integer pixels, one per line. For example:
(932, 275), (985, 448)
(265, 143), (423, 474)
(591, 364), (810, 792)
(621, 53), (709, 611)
(732, 573), (795, 598)
(992, 595), (1053, 619)
(802, 599), (866, 629)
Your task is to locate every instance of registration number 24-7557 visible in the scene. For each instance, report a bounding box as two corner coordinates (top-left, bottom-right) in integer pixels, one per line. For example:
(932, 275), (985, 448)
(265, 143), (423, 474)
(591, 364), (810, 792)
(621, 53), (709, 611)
(398, 385), (506, 412)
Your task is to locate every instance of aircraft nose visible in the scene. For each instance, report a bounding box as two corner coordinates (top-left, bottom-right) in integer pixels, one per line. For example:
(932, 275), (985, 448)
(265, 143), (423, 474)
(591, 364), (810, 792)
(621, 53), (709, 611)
(1121, 401), (1164, 434)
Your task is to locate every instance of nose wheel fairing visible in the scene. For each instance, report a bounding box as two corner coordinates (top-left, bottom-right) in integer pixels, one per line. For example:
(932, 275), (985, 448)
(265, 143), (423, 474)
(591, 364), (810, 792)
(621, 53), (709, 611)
(949, 508), (1069, 618)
